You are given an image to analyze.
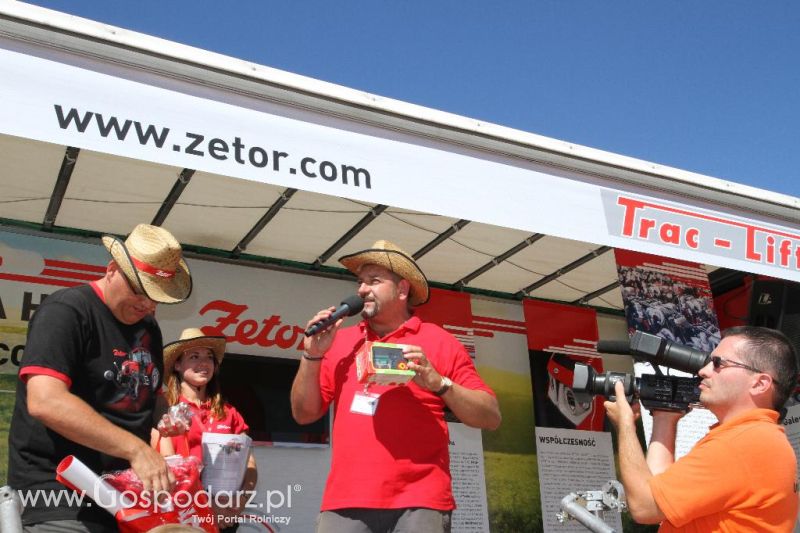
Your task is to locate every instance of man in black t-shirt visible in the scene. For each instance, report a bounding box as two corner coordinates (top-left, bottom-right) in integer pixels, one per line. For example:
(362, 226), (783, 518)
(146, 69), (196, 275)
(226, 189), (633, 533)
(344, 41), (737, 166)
(8, 224), (193, 533)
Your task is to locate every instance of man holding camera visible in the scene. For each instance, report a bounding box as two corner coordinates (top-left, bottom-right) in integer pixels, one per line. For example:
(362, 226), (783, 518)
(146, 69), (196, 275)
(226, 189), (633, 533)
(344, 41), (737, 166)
(605, 326), (799, 531)
(291, 240), (501, 533)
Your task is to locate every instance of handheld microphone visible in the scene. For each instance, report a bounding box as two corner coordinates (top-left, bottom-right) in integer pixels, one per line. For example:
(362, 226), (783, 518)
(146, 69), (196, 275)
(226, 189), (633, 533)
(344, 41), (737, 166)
(304, 295), (365, 337)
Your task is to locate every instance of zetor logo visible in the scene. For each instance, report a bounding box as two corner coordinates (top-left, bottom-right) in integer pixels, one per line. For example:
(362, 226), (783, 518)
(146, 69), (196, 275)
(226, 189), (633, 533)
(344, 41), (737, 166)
(199, 300), (306, 350)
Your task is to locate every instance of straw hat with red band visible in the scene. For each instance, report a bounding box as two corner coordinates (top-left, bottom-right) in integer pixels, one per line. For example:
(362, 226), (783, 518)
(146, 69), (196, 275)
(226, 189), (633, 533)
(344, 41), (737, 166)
(339, 240), (430, 306)
(102, 224), (192, 304)
(163, 328), (226, 386)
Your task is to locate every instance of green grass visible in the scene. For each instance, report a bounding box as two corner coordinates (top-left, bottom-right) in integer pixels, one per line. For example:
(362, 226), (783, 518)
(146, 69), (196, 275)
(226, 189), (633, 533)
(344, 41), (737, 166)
(485, 451), (541, 531)
(0, 373), (17, 485)
(477, 366), (536, 454)
(477, 367), (543, 529)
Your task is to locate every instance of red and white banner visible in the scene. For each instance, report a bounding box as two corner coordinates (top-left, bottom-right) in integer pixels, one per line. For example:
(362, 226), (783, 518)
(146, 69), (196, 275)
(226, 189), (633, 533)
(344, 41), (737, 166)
(523, 300), (605, 432)
(2, 37), (800, 282)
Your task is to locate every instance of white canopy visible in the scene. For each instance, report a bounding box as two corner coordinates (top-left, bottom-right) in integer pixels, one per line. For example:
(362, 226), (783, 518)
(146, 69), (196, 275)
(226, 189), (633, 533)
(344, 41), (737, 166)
(2, 1), (800, 311)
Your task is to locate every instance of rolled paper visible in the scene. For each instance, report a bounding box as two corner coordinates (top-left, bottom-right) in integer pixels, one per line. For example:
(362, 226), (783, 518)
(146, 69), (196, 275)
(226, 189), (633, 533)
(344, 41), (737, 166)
(56, 456), (134, 515)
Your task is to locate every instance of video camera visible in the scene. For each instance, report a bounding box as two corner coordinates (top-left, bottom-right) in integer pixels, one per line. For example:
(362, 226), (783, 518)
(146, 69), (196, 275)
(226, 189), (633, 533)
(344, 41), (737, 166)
(572, 331), (711, 413)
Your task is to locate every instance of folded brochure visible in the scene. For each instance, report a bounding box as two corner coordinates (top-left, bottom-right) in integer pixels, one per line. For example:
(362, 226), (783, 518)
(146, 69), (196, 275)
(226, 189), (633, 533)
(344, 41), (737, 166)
(200, 432), (252, 494)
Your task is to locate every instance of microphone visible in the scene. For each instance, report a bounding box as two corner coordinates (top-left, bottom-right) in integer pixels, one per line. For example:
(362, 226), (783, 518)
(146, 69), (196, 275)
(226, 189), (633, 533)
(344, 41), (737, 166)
(304, 295), (365, 337)
(596, 339), (631, 354)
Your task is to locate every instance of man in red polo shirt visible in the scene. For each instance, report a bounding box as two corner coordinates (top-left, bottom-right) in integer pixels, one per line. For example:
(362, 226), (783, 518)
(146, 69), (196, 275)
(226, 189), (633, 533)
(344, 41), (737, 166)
(291, 240), (501, 533)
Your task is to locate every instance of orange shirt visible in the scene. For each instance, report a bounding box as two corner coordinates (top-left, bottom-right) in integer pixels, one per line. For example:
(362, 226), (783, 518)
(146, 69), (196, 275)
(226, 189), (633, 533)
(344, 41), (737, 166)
(650, 409), (798, 532)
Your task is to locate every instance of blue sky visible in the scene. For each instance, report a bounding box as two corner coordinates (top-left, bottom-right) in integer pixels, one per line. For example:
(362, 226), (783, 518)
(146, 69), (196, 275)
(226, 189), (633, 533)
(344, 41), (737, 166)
(24, 1), (800, 198)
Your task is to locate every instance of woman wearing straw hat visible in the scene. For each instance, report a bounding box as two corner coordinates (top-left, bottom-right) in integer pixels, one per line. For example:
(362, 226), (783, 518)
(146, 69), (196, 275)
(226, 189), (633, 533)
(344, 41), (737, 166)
(159, 328), (258, 532)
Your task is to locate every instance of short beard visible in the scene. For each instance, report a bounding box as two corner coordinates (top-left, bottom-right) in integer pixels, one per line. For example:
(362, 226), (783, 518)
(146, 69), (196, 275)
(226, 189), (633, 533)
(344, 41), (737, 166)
(361, 300), (379, 319)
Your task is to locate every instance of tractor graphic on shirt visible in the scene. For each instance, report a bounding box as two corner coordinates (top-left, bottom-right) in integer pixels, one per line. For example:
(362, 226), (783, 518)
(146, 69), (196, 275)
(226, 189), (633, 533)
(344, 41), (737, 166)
(103, 332), (161, 410)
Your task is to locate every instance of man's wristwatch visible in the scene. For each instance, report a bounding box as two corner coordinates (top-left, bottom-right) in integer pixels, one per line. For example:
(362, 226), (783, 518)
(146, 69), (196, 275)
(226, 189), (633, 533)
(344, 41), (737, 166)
(433, 376), (453, 396)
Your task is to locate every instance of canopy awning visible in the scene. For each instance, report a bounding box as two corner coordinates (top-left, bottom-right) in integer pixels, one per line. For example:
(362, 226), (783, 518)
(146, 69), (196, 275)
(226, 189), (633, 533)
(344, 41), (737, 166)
(2, 2), (799, 311)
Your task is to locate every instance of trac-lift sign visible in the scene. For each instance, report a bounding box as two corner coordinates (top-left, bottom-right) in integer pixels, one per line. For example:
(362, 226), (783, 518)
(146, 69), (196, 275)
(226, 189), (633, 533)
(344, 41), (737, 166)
(603, 192), (800, 274)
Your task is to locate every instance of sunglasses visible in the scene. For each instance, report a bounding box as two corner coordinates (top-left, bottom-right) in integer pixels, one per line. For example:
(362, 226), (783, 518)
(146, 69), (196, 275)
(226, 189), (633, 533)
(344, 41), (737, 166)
(119, 270), (151, 299)
(710, 355), (763, 374)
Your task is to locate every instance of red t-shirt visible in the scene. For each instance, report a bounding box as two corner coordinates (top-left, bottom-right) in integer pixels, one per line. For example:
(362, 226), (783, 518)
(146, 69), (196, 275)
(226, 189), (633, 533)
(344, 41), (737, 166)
(650, 408), (798, 532)
(318, 316), (495, 511)
(170, 395), (249, 463)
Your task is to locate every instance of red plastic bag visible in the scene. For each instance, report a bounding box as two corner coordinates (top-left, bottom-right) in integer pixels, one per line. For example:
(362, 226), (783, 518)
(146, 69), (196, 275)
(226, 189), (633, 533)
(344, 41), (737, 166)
(56, 454), (217, 533)
(104, 455), (217, 533)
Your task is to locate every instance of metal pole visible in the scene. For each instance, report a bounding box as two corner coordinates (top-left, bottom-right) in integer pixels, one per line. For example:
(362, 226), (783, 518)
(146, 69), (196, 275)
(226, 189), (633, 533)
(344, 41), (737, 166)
(0, 485), (23, 533)
(559, 493), (616, 533)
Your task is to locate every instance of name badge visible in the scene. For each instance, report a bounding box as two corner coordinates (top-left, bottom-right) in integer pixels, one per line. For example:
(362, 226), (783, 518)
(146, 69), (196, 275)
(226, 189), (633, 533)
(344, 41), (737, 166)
(350, 391), (380, 416)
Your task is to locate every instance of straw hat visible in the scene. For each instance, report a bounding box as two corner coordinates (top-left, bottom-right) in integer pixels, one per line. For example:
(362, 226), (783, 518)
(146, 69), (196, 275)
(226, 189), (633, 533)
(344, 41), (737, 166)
(163, 328), (226, 383)
(102, 224), (192, 304)
(339, 240), (430, 306)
